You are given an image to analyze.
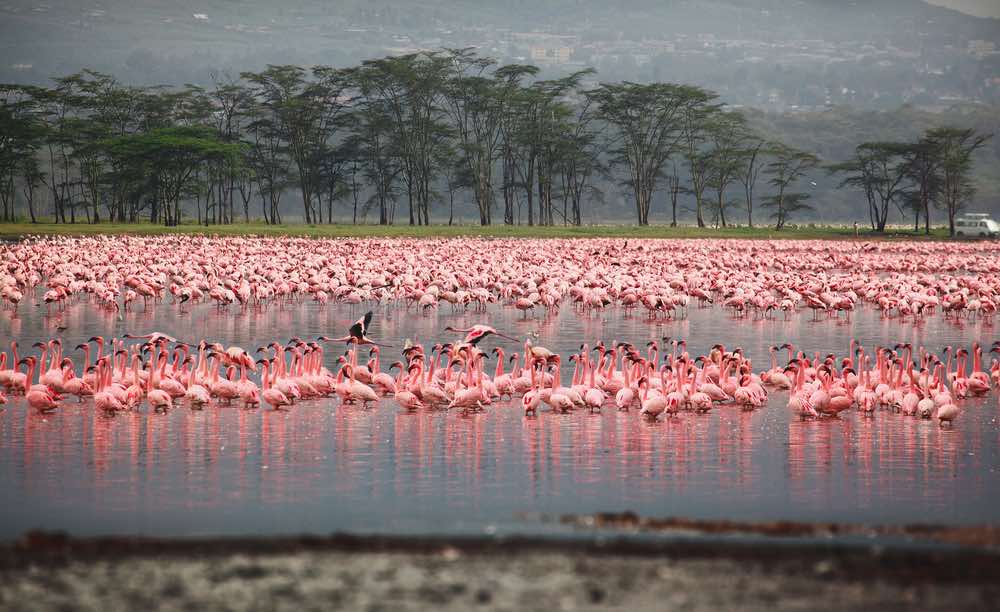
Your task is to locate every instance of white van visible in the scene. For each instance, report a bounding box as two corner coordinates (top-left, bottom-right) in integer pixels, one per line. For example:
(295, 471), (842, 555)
(955, 213), (1000, 238)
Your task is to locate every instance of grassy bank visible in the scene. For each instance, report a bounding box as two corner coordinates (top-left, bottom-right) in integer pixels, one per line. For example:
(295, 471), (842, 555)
(0, 221), (954, 241)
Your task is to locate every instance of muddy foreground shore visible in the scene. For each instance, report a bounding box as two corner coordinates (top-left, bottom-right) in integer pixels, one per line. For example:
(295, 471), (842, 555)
(1, 532), (998, 610)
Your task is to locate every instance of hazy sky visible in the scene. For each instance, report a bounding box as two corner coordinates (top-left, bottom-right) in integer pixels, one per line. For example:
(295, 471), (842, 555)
(927, 0), (1000, 18)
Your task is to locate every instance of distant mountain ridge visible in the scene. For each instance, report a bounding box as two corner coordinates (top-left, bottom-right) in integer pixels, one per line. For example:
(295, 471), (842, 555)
(1, 0), (997, 107)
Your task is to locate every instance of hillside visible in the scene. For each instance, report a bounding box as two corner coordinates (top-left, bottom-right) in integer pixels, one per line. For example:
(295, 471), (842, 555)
(2, 1), (997, 111)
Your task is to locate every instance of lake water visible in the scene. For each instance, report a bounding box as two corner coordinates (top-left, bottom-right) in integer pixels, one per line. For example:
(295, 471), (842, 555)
(0, 293), (997, 539)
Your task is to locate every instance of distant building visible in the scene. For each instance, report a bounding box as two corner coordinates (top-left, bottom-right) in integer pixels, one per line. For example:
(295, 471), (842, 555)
(512, 32), (577, 64)
(642, 40), (676, 53)
(968, 40), (997, 57)
(529, 45), (572, 63)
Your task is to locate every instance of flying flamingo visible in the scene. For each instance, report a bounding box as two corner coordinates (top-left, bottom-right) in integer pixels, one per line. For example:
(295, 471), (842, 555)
(318, 311), (391, 347)
(444, 324), (519, 346)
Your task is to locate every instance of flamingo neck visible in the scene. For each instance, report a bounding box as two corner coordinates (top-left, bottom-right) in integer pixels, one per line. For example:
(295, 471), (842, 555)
(24, 361), (34, 394)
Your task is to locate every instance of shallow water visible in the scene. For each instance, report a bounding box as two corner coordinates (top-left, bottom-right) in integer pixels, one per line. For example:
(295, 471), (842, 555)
(1, 296), (998, 539)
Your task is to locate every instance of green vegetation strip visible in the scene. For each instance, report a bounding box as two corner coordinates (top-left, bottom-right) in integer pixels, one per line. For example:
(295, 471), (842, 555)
(0, 223), (954, 241)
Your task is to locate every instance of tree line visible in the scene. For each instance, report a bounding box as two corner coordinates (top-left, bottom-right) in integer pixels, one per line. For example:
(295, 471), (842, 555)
(0, 49), (990, 233)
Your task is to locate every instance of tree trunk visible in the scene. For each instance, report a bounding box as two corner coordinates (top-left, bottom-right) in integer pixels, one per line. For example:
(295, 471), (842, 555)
(923, 194), (930, 235)
(26, 183), (37, 224)
(407, 179), (415, 226)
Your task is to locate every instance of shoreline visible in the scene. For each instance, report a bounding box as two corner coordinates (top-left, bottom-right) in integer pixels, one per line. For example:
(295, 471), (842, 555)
(2, 531), (998, 611)
(0, 221), (959, 241)
(6, 529), (1000, 581)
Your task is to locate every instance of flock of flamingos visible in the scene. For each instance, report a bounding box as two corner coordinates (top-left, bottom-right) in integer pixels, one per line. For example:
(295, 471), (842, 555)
(1, 235), (999, 427)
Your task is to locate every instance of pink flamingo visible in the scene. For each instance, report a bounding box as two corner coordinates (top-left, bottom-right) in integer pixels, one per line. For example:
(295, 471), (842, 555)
(389, 362), (423, 411)
(93, 358), (125, 414)
(20, 357), (60, 413)
(259, 359), (292, 410)
(638, 376), (666, 420)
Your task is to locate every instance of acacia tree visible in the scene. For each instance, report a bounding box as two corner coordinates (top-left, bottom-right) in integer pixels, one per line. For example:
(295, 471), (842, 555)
(241, 65), (349, 224)
(737, 137), (768, 228)
(439, 50), (529, 225)
(50, 71), (106, 224)
(830, 142), (910, 232)
(202, 78), (253, 224)
(353, 53), (453, 226)
(76, 70), (146, 223)
(503, 73), (545, 226)
(927, 127), (991, 236)
(902, 137), (941, 235)
(33, 77), (86, 223)
(665, 161), (686, 227)
(438, 146), (473, 225)
(557, 94), (603, 226)
(535, 102), (578, 226)
(19, 156), (44, 223)
(0, 86), (45, 222)
(103, 126), (242, 226)
(591, 82), (709, 225)
(350, 94), (400, 225)
(679, 90), (722, 227)
(703, 111), (747, 228)
(509, 72), (590, 226)
(762, 145), (818, 230)
(239, 87), (290, 225)
(174, 85), (234, 225)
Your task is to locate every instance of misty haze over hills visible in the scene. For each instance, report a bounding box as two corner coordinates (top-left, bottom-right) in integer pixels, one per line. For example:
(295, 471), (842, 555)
(1, 0), (998, 223)
(2, 0), (998, 111)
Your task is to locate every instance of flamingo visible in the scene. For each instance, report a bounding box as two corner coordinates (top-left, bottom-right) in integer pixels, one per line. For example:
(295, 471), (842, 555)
(341, 364), (378, 407)
(638, 376), (666, 420)
(208, 356), (240, 404)
(936, 402), (959, 427)
(19, 357), (60, 413)
(519, 360), (542, 416)
(389, 362), (424, 411)
(258, 359), (292, 410)
(583, 357), (606, 412)
(614, 358), (636, 411)
(93, 358), (125, 414)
